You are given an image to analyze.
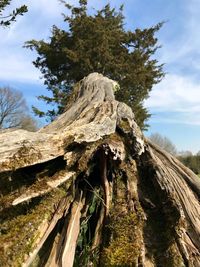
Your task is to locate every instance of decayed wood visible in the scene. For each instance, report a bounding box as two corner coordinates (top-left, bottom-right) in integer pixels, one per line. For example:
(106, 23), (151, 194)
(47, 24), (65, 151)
(12, 171), (75, 206)
(59, 191), (84, 267)
(22, 197), (72, 267)
(148, 139), (200, 196)
(100, 150), (110, 218)
(146, 142), (200, 266)
(92, 205), (105, 251)
(0, 73), (200, 267)
(0, 129), (64, 172)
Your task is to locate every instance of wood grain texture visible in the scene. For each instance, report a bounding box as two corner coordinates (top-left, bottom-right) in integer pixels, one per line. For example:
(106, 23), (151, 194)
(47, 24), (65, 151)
(0, 73), (199, 267)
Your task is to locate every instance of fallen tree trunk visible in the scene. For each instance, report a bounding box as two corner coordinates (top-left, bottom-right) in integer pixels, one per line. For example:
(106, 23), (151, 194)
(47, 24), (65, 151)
(0, 73), (199, 267)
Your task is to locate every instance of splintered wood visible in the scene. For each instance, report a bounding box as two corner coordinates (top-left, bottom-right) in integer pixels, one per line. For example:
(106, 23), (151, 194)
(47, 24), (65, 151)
(0, 73), (199, 267)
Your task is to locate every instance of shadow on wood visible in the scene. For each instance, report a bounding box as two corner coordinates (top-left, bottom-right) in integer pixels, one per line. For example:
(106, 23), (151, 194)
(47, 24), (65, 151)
(0, 73), (200, 267)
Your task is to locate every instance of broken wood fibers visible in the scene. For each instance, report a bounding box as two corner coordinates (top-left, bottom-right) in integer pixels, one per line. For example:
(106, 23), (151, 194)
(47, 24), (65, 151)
(0, 73), (200, 267)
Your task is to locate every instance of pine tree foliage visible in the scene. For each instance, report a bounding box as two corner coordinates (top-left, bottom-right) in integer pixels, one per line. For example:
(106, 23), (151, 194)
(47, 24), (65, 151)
(26, 0), (164, 129)
(0, 0), (27, 26)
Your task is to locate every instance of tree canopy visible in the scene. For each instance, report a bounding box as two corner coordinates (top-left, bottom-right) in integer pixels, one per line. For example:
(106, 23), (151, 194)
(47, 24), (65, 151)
(0, 0), (27, 26)
(26, 0), (164, 129)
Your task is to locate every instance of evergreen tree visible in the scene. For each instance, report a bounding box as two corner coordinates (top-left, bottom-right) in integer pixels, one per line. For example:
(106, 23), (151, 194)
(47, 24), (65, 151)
(26, 0), (164, 129)
(0, 0), (27, 26)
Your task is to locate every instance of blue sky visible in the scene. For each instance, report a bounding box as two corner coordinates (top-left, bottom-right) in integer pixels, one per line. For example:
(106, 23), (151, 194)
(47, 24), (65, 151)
(0, 0), (200, 153)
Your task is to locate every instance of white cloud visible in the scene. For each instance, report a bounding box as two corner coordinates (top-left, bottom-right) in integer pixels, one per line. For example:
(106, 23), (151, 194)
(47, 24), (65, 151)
(0, 0), (123, 84)
(146, 74), (200, 110)
(29, 0), (65, 17)
(144, 0), (200, 126)
(0, 50), (41, 83)
(0, 0), (69, 84)
(158, 0), (200, 69)
(149, 113), (200, 126)
(145, 74), (200, 125)
(1, 0), (200, 127)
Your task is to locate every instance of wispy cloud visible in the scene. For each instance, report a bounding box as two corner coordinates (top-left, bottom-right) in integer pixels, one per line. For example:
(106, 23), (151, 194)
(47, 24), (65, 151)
(143, 0), (200, 127)
(0, 0), (75, 83)
(0, 0), (127, 84)
(1, 0), (200, 126)
(145, 73), (200, 126)
(145, 74), (200, 111)
(0, 42), (42, 83)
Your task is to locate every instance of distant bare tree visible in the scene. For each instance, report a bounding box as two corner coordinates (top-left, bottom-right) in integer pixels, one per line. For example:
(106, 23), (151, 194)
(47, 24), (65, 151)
(149, 133), (177, 155)
(178, 150), (193, 157)
(19, 115), (38, 131)
(0, 86), (37, 131)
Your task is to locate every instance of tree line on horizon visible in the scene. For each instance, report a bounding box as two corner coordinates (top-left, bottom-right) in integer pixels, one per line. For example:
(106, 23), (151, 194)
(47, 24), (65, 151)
(149, 133), (200, 175)
(178, 153), (200, 175)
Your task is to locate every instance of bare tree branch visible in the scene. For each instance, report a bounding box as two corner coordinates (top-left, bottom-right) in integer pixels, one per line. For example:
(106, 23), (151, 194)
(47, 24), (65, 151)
(0, 86), (38, 131)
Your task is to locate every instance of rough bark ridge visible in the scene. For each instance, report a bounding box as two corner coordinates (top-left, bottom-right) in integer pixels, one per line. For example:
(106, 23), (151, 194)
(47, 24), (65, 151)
(0, 73), (200, 267)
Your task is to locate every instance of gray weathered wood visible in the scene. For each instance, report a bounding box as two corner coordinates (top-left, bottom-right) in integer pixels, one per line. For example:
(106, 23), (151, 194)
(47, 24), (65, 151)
(0, 73), (199, 267)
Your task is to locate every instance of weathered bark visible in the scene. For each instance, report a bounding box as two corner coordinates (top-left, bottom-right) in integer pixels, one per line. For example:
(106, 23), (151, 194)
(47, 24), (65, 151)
(0, 73), (199, 267)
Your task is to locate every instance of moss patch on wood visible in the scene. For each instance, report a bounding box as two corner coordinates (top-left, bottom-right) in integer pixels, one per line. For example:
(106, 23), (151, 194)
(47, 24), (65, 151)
(101, 212), (143, 266)
(0, 143), (43, 171)
(101, 165), (145, 266)
(0, 188), (67, 267)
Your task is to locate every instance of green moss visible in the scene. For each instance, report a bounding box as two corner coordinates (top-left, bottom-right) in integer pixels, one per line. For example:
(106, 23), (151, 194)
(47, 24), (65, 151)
(78, 141), (102, 172)
(0, 157), (70, 208)
(118, 118), (131, 133)
(21, 169), (72, 198)
(138, 160), (186, 267)
(1, 143), (42, 171)
(104, 133), (123, 143)
(163, 242), (185, 267)
(101, 208), (144, 266)
(101, 165), (144, 267)
(0, 187), (67, 267)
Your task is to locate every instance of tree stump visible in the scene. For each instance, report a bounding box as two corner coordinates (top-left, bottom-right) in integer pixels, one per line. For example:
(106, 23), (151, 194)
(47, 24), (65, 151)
(0, 73), (200, 267)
